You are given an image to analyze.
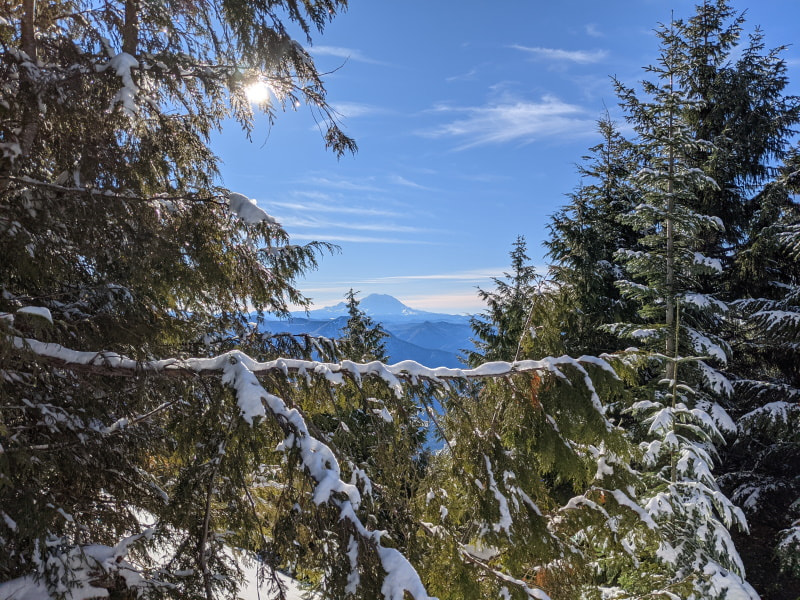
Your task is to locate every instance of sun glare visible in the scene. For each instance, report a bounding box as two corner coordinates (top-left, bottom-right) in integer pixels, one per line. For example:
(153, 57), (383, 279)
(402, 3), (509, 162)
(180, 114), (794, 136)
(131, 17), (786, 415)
(245, 81), (272, 105)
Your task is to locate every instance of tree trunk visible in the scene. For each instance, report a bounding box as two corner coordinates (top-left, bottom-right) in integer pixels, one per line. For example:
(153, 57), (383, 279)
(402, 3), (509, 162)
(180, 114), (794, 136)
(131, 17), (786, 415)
(122, 0), (139, 55)
(665, 74), (676, 382)
(18, 0), (40, 159)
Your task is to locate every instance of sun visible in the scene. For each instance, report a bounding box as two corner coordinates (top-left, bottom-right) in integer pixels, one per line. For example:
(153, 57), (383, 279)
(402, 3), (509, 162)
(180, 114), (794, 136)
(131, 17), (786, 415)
(244, 81), (272, 105)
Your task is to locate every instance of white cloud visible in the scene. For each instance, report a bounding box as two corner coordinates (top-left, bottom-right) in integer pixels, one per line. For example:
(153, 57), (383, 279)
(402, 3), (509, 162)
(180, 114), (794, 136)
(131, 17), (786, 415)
(307, 176), (383, 192)
(367, 268), (504, 283)
(511, 45), (608, 64)
(280, 215), (435, 235)
(400, 291), (487, 314)
(388, 174), (432, 190)
(269, 199), (404, 219)
(446, 68), (479, 83)
(331, 102), (383, 118)
(311, 45), (384, 65)
(585, 23), (604, 38)
(289, 233), (435, 244)
(421, 95), (596, 149)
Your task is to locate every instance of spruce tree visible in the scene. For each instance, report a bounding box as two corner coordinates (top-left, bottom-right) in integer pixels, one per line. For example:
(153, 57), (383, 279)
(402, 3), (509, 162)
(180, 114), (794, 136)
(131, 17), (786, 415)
(666, 3), (800, 592)
(0, 1), (378, 598)
(467, 236), (539, 366)
(722, 147), (800, 597)
(536, 3), (800, 594)
(540, 115), (640, 358)
(607, 20), (756, 598)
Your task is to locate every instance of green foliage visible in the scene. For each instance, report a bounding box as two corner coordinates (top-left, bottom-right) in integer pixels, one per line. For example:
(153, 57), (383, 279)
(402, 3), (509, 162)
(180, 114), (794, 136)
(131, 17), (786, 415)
(337, 289), (389, 363)
(419, 363), (648, 600)
(0, 0), (359, 597)
(467, 236), (539, 366)
(543, 116), (641, 357)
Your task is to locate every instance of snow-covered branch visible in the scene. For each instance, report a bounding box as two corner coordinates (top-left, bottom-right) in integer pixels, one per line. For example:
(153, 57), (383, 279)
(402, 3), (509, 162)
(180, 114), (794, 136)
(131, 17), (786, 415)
(11, 336), (614, 390)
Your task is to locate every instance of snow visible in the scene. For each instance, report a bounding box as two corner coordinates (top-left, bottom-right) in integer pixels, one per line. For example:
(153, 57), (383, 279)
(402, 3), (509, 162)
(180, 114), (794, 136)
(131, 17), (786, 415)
(686, 327), (727, 364)
(739, 401), (797, 431)
(0, 533), (149, 600)
(98, 53), (139, 118)
(752, 308), (800, 331)
(682, 292), (727, 312)
(377, 546), (433, 600)
(631, 328), (658, 339)
(17, 306), (53, 323)
(345, 536), (360, 595)
(239, 567), (319, 600)
(608, 489), (657, 529)
(462, 541), (500, 561)
(702, 561), (759, 600)
(374, 405), (393, 422)
(483, 454), (513, 534)
(9, 339), (620, 600)
(13, 338), (614, 408)
(228, 192), (278, 225)
(697, 360), (733, 397)
(1, 511), (17, 531)
(693, 251), (723, 273)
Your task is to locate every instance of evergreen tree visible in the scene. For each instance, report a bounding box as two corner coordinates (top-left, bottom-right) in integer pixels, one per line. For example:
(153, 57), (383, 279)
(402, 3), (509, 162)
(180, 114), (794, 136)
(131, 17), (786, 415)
(673, 0), (799, 251)
(721, 147), (800, 597)
(666, 3), (800, 592)
(463, 242), (656, 600)
(536, 3), (800, 594)
(0, 6), (645, 599)
(606, 20), (756, 598)
(0, 2), (402, 599)
(467, 236), (539, 366)
(421, 352), (648, 600)
(337, 289), (389, 363)
(540, 115), (640, 358)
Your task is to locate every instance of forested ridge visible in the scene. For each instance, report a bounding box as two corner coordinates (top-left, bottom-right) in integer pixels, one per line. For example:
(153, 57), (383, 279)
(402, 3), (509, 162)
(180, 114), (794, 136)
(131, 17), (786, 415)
(1, 1), (799, 599)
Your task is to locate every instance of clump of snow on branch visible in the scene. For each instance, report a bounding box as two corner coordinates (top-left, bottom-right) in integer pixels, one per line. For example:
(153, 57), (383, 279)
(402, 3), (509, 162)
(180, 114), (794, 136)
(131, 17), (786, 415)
(95, 53), (140, 118)
(228, 193), (278, 225)
(0, 531), (150, 600)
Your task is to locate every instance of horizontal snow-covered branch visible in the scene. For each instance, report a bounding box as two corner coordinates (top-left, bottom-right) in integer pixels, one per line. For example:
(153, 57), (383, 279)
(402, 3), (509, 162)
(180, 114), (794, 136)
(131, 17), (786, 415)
(10, 337), (615, 390)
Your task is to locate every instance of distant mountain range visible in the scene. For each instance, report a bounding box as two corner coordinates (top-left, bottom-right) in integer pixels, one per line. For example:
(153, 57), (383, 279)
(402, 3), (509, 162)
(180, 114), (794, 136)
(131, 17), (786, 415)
(299, 293), (471, 325)
(259, 294), (475, 368)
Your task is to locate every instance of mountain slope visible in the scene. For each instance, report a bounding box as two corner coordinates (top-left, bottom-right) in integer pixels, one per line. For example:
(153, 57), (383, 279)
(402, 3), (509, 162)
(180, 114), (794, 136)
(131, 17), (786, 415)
(258, 295), (474, 368)
(297, 294), (471, 325)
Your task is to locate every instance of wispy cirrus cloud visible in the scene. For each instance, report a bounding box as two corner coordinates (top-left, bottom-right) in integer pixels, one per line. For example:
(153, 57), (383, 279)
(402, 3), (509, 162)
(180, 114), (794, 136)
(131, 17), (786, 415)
(420, 95), (596, 149)
(367, 268), (504, 283)
(279, 215), (436, 235)
(399, 291), (487, 313)
(511, 44), (608, 64)
(311, 45), (385, 65)
(330, 102), (384, 119)
(388, 174), (433, 190)
(585, 23), (604, 38)
(289, 233), (436, 244)
(446, 68), (479, 83)
(268, 199), (404, 219)
(306, 176), (383, 192)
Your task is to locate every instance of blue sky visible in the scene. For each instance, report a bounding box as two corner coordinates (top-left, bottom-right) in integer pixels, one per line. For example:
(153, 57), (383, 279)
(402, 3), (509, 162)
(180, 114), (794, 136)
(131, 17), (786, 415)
(212, 1), (800, 314)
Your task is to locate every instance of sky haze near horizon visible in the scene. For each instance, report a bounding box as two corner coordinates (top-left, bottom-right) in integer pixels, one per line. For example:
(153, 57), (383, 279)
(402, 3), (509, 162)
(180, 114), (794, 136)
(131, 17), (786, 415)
(212, 0), (800, 315)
